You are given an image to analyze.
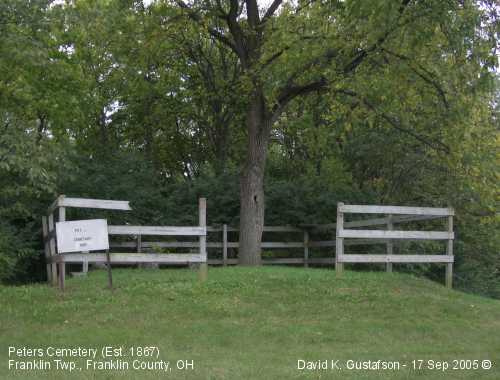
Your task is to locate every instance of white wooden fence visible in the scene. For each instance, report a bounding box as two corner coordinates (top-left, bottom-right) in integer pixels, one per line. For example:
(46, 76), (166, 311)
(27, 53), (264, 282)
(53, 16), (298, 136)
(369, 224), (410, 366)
(42, 195), (207, 290)
(110, 224), (338, 267)
(42, 197), (455, 289)
(335, 203), (454, 287)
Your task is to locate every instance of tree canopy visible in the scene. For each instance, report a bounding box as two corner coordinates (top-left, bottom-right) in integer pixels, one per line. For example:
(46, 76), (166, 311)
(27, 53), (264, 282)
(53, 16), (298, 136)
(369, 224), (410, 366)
(0, 0), (498, 296)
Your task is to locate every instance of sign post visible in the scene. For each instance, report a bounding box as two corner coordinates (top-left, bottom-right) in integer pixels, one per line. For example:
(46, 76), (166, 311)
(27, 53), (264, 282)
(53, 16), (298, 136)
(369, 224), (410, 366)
(106, 249), (113, 290)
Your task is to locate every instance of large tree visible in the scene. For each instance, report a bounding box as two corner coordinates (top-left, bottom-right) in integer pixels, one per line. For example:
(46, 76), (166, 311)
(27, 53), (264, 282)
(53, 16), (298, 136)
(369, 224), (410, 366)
(172, 0), (498, 265)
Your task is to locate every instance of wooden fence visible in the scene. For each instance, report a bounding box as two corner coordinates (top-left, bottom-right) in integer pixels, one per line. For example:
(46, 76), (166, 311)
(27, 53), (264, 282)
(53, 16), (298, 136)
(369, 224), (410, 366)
(110, 224), (339, 266)
(42, 196), (455, 289)
(335, 203), (454, 287)
(42, 195), (207, 290)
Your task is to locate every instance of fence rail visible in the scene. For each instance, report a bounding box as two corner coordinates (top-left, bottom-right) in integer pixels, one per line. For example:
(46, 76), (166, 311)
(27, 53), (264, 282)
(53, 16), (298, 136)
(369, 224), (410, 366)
(107, 224), (336, 267)
(335, 203), (454, 288)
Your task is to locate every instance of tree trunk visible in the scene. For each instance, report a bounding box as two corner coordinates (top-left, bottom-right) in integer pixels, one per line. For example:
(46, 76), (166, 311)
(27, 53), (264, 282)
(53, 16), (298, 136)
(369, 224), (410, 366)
(238, 94), (270, 265)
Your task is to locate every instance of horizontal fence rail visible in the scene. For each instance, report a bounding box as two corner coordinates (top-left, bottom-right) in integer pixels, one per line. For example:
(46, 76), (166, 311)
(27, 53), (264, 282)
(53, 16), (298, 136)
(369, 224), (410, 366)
(107, 225), (338, 267)
(339, 204), (454, 216)
(338, 230), (453, 240)
(48, 195), (132, 214)
(48, 253), (205, 264)
(108, 226), (206, 236)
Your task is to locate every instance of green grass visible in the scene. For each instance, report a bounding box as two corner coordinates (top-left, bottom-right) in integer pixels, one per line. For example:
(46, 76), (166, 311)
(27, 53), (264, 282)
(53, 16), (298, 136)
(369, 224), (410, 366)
(1, 267), (499, 379)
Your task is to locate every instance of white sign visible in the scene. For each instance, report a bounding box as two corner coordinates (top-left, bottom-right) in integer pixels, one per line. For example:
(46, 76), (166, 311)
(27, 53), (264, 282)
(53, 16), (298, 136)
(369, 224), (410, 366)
(56, 219), (109, 253)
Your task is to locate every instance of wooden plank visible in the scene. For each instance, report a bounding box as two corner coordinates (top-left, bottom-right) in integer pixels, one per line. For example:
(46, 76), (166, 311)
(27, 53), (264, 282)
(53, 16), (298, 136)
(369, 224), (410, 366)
(263, 257), (335, 264)
(47, 196), (62, 215)
(301, 215), (443, 232)
(386, 215), (393, 273)
(206, 226), (238, 232)
(263, 226), (302, 232)
(58, 196), (132, 211)
(59, 259), (65, 291)
(105, 249), (113, 289)
(446, 215), (454, 288)
(338, 229), (453, 240)
(108, 225), (206, 236)
(344, 239), (389, 246)
(58, 206), (66, 223)
(303, 231), (309, 268)
(47, 229), (57, 240)
(114, 238), (434, 250)
(121, 241), (308, 249)
(207, 257), (336, 265)
(223, 224), (228, 266)
(345, 214), (443, 229)
(338, 254), (454, 263)
(137, 234), (147, 270)
(82, 257), (89, 273)
(198, 198), (207, 282)
(49, 253), (205, 264)
(336, 203), (344, 275)
(47, 213), (58, 286)
(392, 214), (445, 223)
(261, 242), (303, 248)
(309, 239), (391, 247)
(110, 241), (199, 248)
(309, 240), (387, 247)
(53, 253), (339, 266)
(207, 225), (302, 232)
(340, 204), (454, 216)
(58, 206), (66, 291)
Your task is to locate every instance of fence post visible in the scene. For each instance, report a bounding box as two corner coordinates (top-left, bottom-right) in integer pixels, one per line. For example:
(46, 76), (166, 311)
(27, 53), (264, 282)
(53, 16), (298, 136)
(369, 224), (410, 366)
(446, 214), (453, 288)
(48, 213), (58, 286)
(336, 202), (344, 276)
(41, 216), (51, 283)
(222, 224), (228, 266)
(82, 257), (89, 274)
(303, 230), (309, 268)
(386, 214), (393, 273)
(136, 234), (142, 269)
(58, 206), (66, 291)
(198, 198), (207, 281)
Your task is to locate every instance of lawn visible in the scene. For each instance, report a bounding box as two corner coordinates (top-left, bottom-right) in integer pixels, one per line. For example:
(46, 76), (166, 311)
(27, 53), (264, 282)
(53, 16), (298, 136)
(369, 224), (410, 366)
(1, 267), (499, 379)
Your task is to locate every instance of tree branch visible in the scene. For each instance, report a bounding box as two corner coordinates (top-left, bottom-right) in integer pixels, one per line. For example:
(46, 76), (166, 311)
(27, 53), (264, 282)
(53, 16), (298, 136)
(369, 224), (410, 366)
(381, 48), (449, 109)
(270, 77), (328, 123)
(175, 0), (240, 57)
(343, 0), (413, 74)
(261, 0), (283, 24)
(246, 0), (260, 27)
(336, 89), (450, 153)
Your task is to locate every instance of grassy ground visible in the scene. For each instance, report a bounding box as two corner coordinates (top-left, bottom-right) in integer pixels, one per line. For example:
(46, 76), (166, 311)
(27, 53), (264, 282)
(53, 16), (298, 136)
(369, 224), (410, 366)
(1, 267), (499, 379)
